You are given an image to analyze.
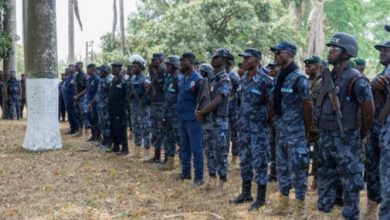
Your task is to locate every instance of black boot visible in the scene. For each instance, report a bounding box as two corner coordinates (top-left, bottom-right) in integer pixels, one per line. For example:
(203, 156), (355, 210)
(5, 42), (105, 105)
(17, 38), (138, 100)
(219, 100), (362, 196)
(145, 148), (161, 163)
(248, 185), (267, 211)
(117, 143), (129, 155)
(230, 181), (253, 204)
(111, 144), (120, 153)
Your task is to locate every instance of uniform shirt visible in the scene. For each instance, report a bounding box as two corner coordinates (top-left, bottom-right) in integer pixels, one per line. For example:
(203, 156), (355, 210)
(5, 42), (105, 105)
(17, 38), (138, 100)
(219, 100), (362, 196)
(108, 76), (128, 114)
(129, 73), (150, 105)
(96, 75), (112, 107)
(7, 79), (21, 96)
(164, 72), (181, 108)
(64, 73), (75, 102)
(209, 69), (230, 118)
(150, 66), (166, 102)
(86, 73), (101, 102)
(273, 69), (311, 139)
(239, 69), (274, 132)
(74, 71), (88, 95)
(177, 71), (202, 121)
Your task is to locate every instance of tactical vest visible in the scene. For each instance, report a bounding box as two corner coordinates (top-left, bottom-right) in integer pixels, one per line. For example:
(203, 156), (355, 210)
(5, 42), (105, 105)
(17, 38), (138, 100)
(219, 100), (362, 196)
(317, 67), (364, 131)
(209, 72), (229, 117)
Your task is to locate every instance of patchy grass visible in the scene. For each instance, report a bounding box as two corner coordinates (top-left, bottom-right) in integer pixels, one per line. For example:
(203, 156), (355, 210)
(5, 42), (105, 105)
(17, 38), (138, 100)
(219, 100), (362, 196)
(0, 120), (368, 219)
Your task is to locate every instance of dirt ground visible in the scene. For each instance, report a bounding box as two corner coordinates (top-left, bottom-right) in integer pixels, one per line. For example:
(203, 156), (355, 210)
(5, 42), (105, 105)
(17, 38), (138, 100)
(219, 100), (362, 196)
(0, 120), (369, 219)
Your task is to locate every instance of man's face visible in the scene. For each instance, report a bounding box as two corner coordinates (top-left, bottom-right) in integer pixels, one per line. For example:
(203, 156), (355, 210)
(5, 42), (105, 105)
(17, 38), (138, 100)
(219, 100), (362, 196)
(151, 59), (162, 68)
(75, 66), (82, 73)
(242, 56), (259, 71)
(304, 63), (319, 77)
(355, 65), (365, 73)
(112, 66), (121, 76)
(379, 47), (390, 66)
(327, 46), (344, 65)
(87, 67), (95, 75)
(180, 58), (193, 73)
(273, 50), (291, 66)
(166, 63), (175, 74)
(269, 66), (280, 77)
(132, 63), (142, 75)
(211, 56), (225, 69)
(68, 65), (75, 73)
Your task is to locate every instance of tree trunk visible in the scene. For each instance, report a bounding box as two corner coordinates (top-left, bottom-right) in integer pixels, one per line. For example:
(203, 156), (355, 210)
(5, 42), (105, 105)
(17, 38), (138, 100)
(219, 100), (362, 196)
(112, 0), (117, 44)
(23, 0), (62, 151)
(306, 0), (325, 57)
(119, 0), (128, 55)
(2, 0), (17, 119)
(68, 0), (75, 64)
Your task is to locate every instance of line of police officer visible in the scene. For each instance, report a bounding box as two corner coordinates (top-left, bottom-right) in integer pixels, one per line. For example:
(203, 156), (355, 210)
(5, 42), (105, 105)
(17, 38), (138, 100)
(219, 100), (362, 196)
(59, 27), (390, 220)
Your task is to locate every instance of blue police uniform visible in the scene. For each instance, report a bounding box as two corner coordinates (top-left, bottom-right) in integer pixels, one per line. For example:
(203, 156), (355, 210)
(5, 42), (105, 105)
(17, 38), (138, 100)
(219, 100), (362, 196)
(74, 71), (88, 129)
(64, 73), (79, 132)
(86, 73), (101, 136)
(6, 79), (21, 119)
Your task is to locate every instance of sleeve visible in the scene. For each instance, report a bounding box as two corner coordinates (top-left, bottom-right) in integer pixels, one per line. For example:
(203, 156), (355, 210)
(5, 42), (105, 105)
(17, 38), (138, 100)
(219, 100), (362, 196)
(353, 78), (374, 103)
(217, 77), (231, 98)
(265, 78), (275, 102)
(296, 77), (312, 101)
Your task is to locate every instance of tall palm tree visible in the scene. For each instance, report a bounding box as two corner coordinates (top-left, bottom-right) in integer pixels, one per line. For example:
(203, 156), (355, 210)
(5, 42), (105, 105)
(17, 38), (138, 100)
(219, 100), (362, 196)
(68, 0), (83, 64)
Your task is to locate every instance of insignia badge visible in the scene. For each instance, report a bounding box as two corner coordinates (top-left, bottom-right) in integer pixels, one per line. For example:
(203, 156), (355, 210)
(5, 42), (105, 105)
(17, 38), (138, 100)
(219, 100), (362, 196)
(331, 37), (340, 44)
(190, 81), (195, 88)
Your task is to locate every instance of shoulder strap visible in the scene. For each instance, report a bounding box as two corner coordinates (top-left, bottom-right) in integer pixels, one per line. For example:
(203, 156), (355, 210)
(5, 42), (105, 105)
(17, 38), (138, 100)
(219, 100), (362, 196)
(348, 76), (370, 98)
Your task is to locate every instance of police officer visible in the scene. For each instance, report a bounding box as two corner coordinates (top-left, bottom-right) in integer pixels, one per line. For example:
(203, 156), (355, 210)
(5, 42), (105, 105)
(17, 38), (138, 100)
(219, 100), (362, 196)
(266, 41), (313, 218)
(86, 64), (101, 142)
(229, 48), (273, 212)
(59, 73), (67, 122)
(108, 62), (129, 155)
(303, 55), (322, 190)
(94, 64), (112, 148)
(64, 65), (79, 134)
(73, 62), (88, 137)
(6, 71), (22, 120)
(160, 55), (182, 171)
(316, 33), (374, 220)
(196, 49), (231, 191)
(148, 53), (166, 163)
(128, 55), (152, 159)
(20, 74), (26, 119)
(226, 52), (240, 166)
(126, 64), (134, 140)
(177, 52), (204, 186)
(371, 40), (390, 220)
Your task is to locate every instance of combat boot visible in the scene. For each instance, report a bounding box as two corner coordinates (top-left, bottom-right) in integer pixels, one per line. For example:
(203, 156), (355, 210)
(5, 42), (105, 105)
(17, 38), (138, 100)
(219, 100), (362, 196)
(248, 185), (267, 212)
(75, 127), (84, 137)
(111, 144), (120, 153)
(202, 176), (217, 191)
(264, 193), (289, 216)
(159, 156), (175, 171)
(293, 199), (307, 220)
(117, 143), (129, 156)
(144, 148), (161, 163)
(364, 199), (379, 220)
(230, 181), (253, 204)
(141, 148), (150, 161)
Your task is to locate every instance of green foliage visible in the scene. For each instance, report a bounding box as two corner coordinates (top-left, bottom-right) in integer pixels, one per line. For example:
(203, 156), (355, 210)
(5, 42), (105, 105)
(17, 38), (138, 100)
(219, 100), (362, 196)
(0, 0), (17, 61)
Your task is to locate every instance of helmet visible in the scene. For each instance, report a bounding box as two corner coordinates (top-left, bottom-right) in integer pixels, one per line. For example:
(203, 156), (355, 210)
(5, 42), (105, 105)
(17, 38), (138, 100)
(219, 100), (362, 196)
(199, 63), (213, 77)
(98, 64), (111, 74)
(129, 54), (147, 68)
(165, 55), (180, 69)
(326, 32), (358, 57)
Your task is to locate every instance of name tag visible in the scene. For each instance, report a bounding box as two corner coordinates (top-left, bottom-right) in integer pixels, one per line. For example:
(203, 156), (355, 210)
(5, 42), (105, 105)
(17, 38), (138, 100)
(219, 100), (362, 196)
(281, 87), (293, 93)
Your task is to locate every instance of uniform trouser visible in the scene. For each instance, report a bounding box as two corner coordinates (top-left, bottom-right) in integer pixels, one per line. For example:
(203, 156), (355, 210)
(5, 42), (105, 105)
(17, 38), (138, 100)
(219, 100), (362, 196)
(127, 106), (132, 131)
(318, 130), (364, 220)
(7, 95), (21, 119)
(130, 102), (151, 149)
(179, 119), (203, 181)
(109, 112), (128, 145)
(97, 104), (110, 139)
(269, 126), (277, 179)
(66, 100), (79, 131)
(227, 104), (239, 156)
(366, 122), (382, 204)
(59, 95), (66, 121)
(205, 117), (229, 179)
(380, 117), (390, 220)
(276, 136), (309, 200)
(164, 111), (180, 157)
(239, 130), (270, 185)
(87, 104), (99, 136)
(151, 102), (165, 150)
(75, 97), (89, 128)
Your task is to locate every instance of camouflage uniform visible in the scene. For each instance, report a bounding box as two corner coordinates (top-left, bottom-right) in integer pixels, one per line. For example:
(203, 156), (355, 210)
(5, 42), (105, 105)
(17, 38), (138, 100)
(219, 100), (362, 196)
(87, 73), (101, 136)
(163, 72), (181, 157)
(129, 73), (152, 149)
(227, 70), (241, 157)
(74, 71), (88, 128)
(309, 76), (321, 178)
(239, 69), (273, 185)
(380, 115), (390, 220)
(6, 79), (21, 120)
(96, 75), (112, 140)
(205, 70), (231, 179)
(316, 67), (373, 220)
(150, 66), (166, 152)
(274, 68), (311, 201)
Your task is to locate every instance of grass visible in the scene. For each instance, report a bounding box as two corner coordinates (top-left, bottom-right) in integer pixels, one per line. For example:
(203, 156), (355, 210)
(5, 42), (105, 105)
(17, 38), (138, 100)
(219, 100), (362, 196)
(0, 119), (368, 219)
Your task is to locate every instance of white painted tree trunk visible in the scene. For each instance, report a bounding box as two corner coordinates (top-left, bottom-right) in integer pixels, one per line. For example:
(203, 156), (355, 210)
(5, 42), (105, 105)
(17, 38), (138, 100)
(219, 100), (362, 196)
(23, 0), (62, 151)
(3, 0), (17, 80)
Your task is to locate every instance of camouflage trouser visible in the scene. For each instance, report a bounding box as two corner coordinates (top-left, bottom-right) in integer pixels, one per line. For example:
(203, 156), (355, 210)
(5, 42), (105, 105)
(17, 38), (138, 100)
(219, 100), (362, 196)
(318, 130), (364, 220)
(97, 104), (110, 139)
(239, 130), (270, 185)
(366, 122), (382, 204)
(164, 109), (180, 157)
(380, 116), (390, 220)
(269, 126), (277, 180)
(75, 96), (89, 128)
(130, 102), (151, 149)
(204, 117), (229, 179)
(151, 102), (165, 150)
(7, 95), (21, 119)
(276, 136), (309, 200)
(228, 103), (239, 156)
(308, 129), (319, 178)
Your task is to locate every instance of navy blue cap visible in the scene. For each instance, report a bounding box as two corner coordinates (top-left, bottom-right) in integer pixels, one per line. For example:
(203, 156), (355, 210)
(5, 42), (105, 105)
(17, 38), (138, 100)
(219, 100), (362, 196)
(111, 62), (123, 67)
(98, 64), (111, 74)
(374, 41), (390, 51)
(180, 52), (196, 61)
(152, 53), (165, 61)
(74, 61), (83, 67)
(239, 48), (262, 59)
(212, 48), (231, 59)
(270, 41), (297, 56)
(87, 63), (96, 68)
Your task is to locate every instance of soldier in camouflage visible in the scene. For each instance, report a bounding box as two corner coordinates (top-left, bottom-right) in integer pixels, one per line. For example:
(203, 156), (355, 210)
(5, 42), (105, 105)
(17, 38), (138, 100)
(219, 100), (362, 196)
(73, 62), (89, 137)
(6, 71), (22, 120)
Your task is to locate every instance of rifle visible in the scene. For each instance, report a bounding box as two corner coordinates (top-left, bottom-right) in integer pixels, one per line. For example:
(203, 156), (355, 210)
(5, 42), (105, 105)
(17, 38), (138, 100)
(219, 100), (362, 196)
(322, 67), (345, 136)
(195, 78), (210, 112)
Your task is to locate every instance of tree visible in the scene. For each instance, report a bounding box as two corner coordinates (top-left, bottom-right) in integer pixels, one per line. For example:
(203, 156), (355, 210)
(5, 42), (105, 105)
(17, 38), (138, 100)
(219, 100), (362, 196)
(68, 0), (82, 64)
(23, 0), (62, 151)
(305, 0), (325, 57)
(119, 0), (128, 55)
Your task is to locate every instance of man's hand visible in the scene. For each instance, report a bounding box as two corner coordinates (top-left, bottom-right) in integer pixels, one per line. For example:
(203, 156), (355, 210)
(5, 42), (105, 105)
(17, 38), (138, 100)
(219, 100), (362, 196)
(195, 110), (204, 122)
